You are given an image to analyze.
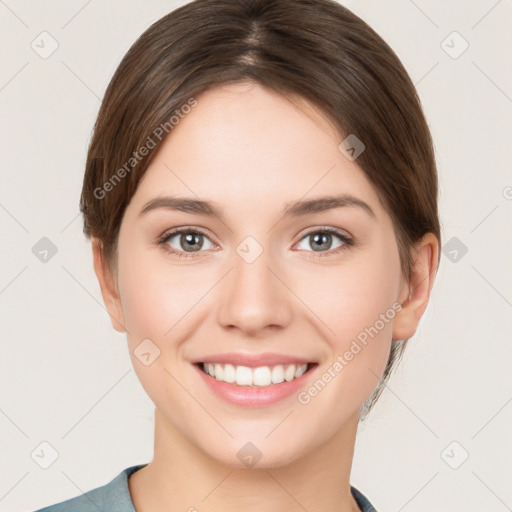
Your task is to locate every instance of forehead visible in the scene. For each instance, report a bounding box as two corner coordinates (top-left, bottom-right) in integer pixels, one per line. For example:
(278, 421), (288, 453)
(131, 82), (383, 218)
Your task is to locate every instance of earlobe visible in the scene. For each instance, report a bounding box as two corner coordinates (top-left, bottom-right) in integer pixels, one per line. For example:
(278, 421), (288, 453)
(392, 233), (439, 341)
(91, 237), (127, 333)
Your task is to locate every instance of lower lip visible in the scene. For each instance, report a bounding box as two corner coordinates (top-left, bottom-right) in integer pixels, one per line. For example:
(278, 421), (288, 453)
(193, 363), (317, 407)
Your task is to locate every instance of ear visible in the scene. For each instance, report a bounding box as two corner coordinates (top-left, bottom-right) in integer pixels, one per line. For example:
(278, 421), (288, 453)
(392, 232), (439, 340)
(91, 237), (126, 333)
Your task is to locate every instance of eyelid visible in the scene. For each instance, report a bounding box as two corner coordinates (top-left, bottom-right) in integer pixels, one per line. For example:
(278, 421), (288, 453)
(295, 225), (352, 243)
(158, 225), (217, 244)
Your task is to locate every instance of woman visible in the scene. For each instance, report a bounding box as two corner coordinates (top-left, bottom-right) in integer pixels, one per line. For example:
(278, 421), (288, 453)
(34, 0), (440, 510)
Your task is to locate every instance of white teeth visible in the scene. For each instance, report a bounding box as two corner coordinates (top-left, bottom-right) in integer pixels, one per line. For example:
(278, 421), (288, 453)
(214, 363), (224, 381)
(235, 365), (253, 386)
(202, 363), (309, 387)
(271, 365), (285, 384)
(295, 364), (307, 378)
(253, 366), (271, 386)
(223, 363), (236, 383)
(284, 364), (296, 382)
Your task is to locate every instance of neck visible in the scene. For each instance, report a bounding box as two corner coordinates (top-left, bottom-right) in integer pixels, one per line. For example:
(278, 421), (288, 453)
(129, 408), (361, 512)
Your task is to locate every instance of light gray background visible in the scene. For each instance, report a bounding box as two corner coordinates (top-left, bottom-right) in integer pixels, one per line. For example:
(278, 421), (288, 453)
(1, 1), (511, 511)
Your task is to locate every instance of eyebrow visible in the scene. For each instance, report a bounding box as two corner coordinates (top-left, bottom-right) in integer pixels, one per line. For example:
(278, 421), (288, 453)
(138, 193), (375, 220)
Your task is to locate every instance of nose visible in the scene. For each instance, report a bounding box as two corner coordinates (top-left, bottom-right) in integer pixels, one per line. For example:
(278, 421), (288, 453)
(217, 246), (292, 337)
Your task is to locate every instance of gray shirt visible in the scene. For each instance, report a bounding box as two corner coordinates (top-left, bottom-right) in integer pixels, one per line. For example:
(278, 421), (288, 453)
(32, 464), (377, 511)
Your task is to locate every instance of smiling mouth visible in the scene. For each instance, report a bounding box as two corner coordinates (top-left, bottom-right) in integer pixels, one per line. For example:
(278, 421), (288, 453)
(196, 362), (317, 387)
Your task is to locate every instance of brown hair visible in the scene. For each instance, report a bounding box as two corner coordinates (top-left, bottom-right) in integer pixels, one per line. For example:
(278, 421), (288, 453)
(80, 0), (441, 417)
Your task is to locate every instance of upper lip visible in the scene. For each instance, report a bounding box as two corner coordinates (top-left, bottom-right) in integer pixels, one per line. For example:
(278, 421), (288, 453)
(192, 352), (316, 368)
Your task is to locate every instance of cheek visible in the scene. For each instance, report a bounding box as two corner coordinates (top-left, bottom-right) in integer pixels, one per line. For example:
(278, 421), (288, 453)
(115, 248), (202, 400)
(117, 247), (206, 340)
(295, 246), (401, 342)
(292, 246), (401, 405)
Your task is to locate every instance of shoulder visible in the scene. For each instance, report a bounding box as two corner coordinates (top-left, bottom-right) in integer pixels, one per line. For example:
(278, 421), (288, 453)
(351, 485), (379, 512)
(31, 464), (148, 512)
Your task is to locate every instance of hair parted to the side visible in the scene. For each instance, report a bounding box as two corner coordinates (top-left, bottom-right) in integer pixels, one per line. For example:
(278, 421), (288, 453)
(79, 0), (441, 418)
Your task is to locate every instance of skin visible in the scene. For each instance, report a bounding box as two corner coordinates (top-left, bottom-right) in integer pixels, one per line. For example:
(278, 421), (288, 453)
(92, 81), (438, 512)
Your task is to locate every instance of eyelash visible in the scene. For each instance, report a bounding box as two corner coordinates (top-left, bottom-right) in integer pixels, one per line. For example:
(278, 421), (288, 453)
(157, 226), (354, 259)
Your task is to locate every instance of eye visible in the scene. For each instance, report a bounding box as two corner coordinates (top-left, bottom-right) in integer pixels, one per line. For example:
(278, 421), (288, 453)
(158, 227), (215, 258)
(158, 226), (353, 259)
(295, 227), (353, 258)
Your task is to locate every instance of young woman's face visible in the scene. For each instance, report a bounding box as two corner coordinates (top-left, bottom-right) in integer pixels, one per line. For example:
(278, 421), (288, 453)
(112, 82), (408, 468)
